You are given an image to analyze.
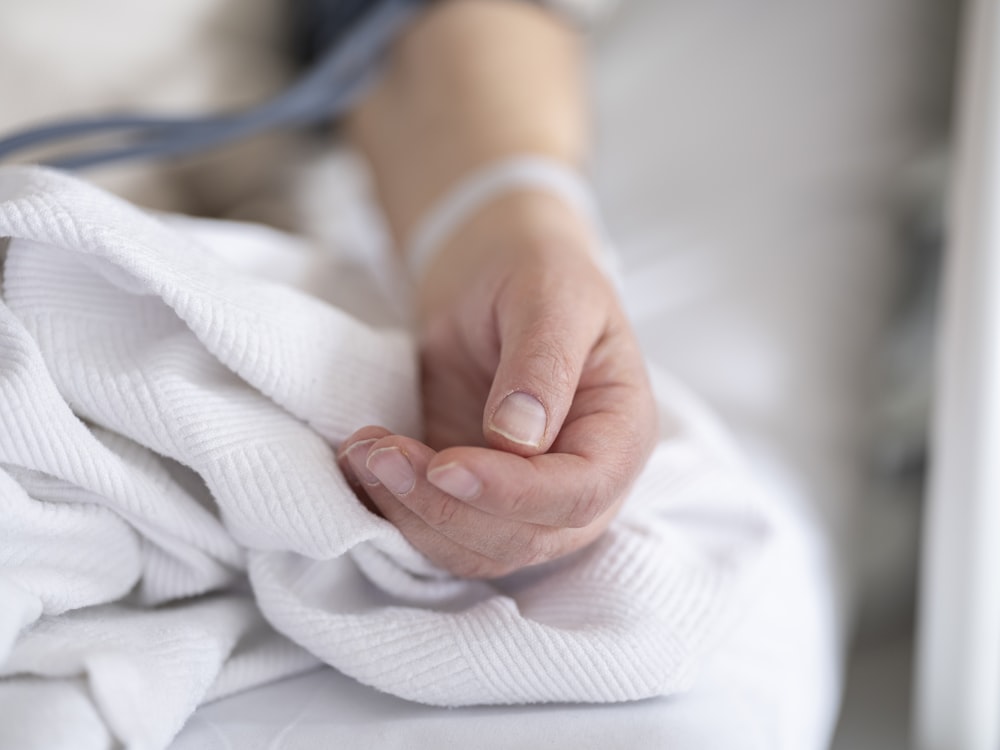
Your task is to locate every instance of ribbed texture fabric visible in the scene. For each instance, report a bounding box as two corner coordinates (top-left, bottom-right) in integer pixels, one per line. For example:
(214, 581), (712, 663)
(0, 167), (776, 749)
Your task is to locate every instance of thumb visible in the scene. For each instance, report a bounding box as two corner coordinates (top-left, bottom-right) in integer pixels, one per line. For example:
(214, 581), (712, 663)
(483, 273), (605, 456)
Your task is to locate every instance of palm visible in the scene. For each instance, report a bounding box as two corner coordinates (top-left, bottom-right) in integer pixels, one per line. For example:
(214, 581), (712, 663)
(418, 301), (499, 452)
(339, 238), (658, 578)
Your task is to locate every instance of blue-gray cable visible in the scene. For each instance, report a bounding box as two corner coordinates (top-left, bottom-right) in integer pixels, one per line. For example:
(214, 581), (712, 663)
(0, 0), (419, 170)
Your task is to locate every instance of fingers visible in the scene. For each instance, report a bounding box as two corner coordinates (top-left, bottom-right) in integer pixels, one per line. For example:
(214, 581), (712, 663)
(483, 263), (608, 456)
(339, 318), (655, 536)
(429, 398), (649, 528)
(335, 280), (656, 577)
(338, 427), (493, 576)
(437, 326), (657, 528)
(337, 429), (604, 578)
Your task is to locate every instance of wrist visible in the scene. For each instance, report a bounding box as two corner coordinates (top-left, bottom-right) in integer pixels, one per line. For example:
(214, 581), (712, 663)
(416, 189), (605, 320)
(348, 0), (586, 248)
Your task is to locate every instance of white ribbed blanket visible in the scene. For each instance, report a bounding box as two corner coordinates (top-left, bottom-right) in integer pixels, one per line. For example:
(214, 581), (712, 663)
(0, 167), (775, 750)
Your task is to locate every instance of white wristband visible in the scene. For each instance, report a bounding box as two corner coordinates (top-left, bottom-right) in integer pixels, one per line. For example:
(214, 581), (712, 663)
(405, 155), (620, 286)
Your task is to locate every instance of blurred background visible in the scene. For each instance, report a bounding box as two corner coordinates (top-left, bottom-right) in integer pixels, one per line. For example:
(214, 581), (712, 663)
(0, 1), (963, 747)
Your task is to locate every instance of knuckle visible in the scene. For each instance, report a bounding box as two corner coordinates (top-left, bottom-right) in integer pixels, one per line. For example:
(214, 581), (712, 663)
(563, 480), (607, 528)
(425, 496), (462, 528)
(565, 496), (599, 528)
(517, 525), (559, 568)
(523, 340), (577, 393)
(506, 481), (536, 519)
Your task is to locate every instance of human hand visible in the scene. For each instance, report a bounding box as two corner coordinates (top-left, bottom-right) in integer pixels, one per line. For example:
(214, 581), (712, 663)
(338, 191), (657, 578)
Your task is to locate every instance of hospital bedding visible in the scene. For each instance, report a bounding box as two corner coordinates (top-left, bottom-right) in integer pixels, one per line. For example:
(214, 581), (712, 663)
(175, 1), (937, 746)
(0, 154), (784, 747)
(0, 0), (939, 747)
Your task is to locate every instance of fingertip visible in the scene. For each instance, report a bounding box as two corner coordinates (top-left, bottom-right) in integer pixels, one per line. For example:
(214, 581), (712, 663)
(429, 445), (505, 474)
(426, 461), (483, 502)
(343, 439), (379, 485)
(336, 428), (394, 519)
(486, 391), (548, 453)
(366, 445), (417, 495)
(336, 425), (393, 461)
(368, 434), (436, 464)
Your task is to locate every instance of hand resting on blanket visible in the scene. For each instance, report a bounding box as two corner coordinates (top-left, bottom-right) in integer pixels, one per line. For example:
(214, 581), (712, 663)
(338, 190), (657, 578)
(337, 0), (657, 577)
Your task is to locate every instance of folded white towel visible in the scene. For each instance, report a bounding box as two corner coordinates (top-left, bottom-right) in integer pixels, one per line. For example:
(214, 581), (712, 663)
(0, 167), (777, 749)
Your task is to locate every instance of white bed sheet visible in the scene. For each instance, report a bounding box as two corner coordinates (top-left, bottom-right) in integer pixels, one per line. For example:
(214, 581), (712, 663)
(170, 0), (938, 747)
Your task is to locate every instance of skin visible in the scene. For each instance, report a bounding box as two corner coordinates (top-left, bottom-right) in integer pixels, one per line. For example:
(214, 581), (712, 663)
(338, 0), (658, 579)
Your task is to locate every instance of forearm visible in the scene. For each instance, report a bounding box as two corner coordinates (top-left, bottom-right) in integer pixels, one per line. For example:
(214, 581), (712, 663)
(348, 0), (588, 249)
(340, 2), (656, 578)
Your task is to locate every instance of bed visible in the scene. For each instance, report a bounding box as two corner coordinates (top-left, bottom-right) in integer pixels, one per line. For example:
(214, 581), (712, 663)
(0, 1), (945, 748)
(171, 1), (942, 747)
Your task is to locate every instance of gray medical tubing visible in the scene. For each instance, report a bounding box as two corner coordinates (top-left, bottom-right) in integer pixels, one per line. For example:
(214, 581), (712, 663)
(0, 0), (419, 169)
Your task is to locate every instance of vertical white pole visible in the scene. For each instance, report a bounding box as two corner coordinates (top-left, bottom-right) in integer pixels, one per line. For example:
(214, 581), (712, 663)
(913, 0), (1000, 748)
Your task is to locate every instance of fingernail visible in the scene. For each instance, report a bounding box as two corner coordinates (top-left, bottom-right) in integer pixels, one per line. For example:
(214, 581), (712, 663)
(345, 439), (379, 485)
(427, 462), (482, 501)
(367, 447), (416, 495)
(490, 392), (547, 447)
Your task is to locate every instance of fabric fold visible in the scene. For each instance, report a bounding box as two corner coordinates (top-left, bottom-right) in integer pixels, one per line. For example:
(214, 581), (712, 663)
(0, 166), (779, 749)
